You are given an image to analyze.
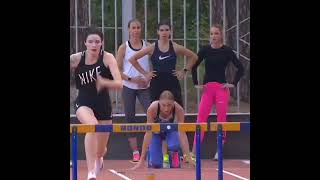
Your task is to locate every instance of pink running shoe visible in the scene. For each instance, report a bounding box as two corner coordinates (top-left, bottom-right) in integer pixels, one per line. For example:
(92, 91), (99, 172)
(132, 151), (140, 162)
(170, 152), (180, 168)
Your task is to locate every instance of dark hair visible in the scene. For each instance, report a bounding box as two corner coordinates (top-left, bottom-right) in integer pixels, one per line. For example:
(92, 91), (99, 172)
(127, 18), (141, 28)
(157, 19), (171, 30)
(159, 90), (174, 101)
(85, 26), (104, 42)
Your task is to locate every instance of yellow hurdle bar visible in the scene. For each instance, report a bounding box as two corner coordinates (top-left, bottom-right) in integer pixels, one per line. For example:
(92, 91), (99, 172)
(178, 122), (240, 132)
(210, 122), (241, 132)
(178, 123), (208, 132)
(113, 123), (160, 133)
(70, 122), (241, 133)
(70, 124), (95, 133)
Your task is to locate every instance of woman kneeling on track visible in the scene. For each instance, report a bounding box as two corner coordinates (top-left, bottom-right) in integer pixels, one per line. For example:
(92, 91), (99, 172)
(131, 90), (195, 170)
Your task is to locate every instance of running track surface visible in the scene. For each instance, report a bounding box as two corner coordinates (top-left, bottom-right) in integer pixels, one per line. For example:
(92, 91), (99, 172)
(70, 159), (250, 180)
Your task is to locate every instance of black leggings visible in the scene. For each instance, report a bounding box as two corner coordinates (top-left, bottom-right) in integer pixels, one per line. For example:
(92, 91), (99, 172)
(150, 73), (183, 107)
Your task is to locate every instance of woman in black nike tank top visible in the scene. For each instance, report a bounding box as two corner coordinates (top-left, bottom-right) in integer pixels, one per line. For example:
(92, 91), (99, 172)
(128, 19), (198, 107)
(70, 27), (122, 180)
(128, 20), (197, 164)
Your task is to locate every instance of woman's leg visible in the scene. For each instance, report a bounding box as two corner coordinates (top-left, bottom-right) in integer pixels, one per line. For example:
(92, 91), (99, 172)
(192, 84), (216, 154)
(149, 133), (163, 168)
(76, 106), (99, 175)
(215, 87), (230, 144)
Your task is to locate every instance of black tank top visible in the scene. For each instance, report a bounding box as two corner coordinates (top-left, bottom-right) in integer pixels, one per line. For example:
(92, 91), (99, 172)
(154, 103), (176, 123)
(74, 51), (113, 96)
(150, 40), (177, 74)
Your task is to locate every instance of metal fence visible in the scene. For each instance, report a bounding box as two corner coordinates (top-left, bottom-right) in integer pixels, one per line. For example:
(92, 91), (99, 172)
(70, 0), (250, 115)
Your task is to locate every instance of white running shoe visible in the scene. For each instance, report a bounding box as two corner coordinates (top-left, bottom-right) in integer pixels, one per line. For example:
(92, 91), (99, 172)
(214, 144), (224, 161)
(87, 171), (96, 180)
(213, 151), (218, 161)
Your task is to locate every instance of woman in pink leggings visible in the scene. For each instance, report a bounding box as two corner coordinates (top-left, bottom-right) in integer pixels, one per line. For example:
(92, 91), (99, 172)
(190, 24), (244, 161)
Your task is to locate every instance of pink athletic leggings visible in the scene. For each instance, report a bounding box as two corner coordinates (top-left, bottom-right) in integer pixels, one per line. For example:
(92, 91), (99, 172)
(193, 82), (230, 146)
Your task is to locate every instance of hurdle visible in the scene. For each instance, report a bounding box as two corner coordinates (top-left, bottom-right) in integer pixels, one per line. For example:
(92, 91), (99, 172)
(70, 122), (250, 180)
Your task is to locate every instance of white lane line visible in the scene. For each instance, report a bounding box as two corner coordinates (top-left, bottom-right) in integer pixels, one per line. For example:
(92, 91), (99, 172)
(215, 169), (249, 180)
(108, 169), (132, 180)
(242, 160), (250, 165)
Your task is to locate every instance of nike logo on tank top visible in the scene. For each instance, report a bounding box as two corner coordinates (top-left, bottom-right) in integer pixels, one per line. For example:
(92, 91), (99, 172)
(150, 40), (177, 73)
(74, 51), (113, 95)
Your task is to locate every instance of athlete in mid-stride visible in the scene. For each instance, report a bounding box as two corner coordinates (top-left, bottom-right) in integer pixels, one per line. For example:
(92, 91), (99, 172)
(70, 27), (123, 180)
